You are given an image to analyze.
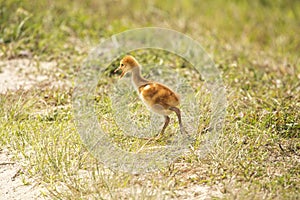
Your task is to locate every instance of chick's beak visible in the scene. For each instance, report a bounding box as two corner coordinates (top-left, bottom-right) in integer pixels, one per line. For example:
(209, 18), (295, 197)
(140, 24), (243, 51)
(120, 71), (125, 78)
(114, 66), (121, 73)
(114, 66), (125, 78)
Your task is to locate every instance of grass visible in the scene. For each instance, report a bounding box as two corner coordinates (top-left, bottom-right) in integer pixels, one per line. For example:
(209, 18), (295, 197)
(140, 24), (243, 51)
(0, 0), (299, 199)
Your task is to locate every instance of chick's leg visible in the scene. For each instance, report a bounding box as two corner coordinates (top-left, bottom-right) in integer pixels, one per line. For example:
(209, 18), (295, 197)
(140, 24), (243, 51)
(159, 115), (170, 136)
(169, 107), (186, 134)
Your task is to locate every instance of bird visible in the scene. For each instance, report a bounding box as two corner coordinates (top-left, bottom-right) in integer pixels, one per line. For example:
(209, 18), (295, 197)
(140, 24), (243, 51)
(114, 55), (186, 138)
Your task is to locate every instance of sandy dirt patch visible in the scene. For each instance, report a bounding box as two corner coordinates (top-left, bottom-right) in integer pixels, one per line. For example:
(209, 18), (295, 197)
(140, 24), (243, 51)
(0, 59), (70, 94)
(0, 148), (46, 199)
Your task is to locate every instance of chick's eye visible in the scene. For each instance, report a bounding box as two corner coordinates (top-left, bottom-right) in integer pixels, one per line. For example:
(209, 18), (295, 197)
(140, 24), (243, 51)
(121, 63), (124, 67)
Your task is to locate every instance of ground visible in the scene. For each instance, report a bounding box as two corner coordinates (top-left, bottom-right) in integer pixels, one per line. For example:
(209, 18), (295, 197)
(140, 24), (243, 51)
(0, 60), (47, 199)
(0, 148), (43, 199)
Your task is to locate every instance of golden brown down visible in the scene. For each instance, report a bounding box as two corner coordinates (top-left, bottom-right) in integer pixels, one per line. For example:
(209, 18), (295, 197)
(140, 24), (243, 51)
(139, 83), (179, 109)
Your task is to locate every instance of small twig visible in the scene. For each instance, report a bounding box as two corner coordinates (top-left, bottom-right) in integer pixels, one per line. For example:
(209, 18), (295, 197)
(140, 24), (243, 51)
(0, 161), (15, 165)
(278, 143), (285, 152)
(11, 169), (21, 181)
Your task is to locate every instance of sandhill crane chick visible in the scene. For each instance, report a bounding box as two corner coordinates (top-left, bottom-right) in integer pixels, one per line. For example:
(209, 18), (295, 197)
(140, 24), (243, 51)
(114, 55), (185, 137)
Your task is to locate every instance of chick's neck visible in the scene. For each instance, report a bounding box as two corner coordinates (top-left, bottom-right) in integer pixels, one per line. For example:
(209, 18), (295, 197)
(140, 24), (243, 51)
(131, 65), (149, 89)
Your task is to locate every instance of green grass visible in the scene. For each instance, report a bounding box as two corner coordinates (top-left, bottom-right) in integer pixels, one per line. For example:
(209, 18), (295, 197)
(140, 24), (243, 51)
(0, 0), (299, 199)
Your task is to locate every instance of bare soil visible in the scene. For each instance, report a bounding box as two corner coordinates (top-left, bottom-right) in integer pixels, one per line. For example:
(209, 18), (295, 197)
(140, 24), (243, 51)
(0, 59), (60, 199)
